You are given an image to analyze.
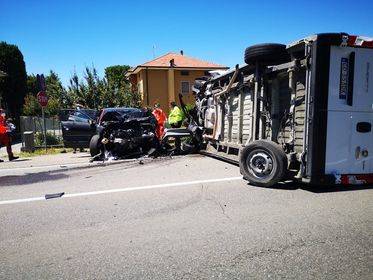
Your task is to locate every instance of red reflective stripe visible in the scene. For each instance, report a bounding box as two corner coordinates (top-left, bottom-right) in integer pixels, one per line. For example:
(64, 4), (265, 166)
(361, 41), (373, 47)
(340, 174), (373, 185)
(340, 175), (350, 185)
(346, 35), (373, 48)
(347, 35), (357, 46)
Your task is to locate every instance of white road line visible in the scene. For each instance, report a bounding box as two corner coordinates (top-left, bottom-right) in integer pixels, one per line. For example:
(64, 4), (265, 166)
(0, 196), (46, 205)
(0, 176), (243, 206)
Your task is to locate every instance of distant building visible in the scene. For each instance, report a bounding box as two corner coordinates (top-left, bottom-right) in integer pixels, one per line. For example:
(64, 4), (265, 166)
(125, 51), (228, 112)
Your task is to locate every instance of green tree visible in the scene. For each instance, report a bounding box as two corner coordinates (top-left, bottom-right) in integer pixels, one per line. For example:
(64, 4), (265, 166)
(45, 70), (70, 115)
(118, 82), (141, 108)
(105, 65), (130, 89)
(26, 74), (39, 95)
(104, 65), (140, 108)
(22, 94), (41, 116)
(66, 65), (141, 110)
(67, 67), (103, 109)
(23, 71), (69, 116)
(0, 41), (27, 120)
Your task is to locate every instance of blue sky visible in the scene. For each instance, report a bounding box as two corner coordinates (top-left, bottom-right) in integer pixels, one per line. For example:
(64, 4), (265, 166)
(1, 0), (372, 85)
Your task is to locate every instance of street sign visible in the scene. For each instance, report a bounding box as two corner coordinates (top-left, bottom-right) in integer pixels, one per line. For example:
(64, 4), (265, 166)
(37, 91), (48, 107)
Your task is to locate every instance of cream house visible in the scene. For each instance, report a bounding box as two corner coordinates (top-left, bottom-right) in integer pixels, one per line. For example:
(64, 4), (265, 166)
(126, 51), (228, 113)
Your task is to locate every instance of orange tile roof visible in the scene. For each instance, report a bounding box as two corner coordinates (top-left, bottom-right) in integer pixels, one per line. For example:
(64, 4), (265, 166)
(139, 52), (227, 69)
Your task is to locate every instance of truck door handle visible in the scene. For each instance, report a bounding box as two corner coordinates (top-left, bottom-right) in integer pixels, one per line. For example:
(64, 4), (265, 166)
(347, 52), (355, 106)
(356, 122), (371, 133)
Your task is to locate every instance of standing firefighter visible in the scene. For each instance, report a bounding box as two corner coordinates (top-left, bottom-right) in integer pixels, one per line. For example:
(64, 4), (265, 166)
(0, 109), (18, 162)
(152, 103), (167, 139)
(168, 102), (183, 128)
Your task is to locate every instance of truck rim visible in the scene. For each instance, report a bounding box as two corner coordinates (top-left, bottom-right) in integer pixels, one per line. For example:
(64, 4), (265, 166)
(246, 150), (274, 179)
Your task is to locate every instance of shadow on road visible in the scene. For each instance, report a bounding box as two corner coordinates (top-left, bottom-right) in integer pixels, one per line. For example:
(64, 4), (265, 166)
(302, 184), (373, 193)
(7, 159), (31, 163)
(0, 170), (69, 187)
(249, 181), (373, 193)
(76, 155), (91, 158)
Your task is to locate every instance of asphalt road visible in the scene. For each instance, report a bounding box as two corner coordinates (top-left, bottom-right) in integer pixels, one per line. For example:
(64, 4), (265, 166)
(0, 154), (372, 279)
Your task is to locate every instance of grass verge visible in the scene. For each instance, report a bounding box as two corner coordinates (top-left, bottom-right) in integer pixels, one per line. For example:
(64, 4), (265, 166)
(16, 148), (74, 158)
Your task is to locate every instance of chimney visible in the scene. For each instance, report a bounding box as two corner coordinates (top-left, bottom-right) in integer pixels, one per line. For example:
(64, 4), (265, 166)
(169, 59), (175, 67)
(180, 50), (184, 55)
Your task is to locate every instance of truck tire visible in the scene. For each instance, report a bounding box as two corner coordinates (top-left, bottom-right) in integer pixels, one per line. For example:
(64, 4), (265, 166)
(89, 134), (101, 157)
(239, 140), (288, 187)
(244, 43), (290, 66)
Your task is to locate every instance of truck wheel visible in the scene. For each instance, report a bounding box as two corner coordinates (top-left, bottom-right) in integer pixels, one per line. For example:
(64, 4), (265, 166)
(244, 43), (290, 66)
(239, 140), (288, 187)
(89, 135), (101, 157)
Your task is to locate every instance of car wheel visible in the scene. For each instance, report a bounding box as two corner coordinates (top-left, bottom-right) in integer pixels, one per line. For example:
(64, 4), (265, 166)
(89, 134), (101, 157)
(239, 140), (288, 187)
(244, 43), (290, 66)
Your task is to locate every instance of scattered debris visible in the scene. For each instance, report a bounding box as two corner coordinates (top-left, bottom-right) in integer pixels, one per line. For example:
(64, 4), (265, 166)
(45, 192), (65, 200)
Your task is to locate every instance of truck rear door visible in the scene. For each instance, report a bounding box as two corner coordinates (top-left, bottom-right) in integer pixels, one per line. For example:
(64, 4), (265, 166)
(325, 45), (373, 176)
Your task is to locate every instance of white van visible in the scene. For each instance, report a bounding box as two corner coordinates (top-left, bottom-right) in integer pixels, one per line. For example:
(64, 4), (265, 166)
(194, 33), (373, 187)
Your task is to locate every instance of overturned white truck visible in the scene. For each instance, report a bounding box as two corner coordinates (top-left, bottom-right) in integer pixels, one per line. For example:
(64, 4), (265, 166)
(194, 33), (373, 187)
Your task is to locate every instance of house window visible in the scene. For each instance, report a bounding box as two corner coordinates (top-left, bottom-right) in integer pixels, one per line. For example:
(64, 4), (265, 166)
(181, 81), (190, 94)
(181, 70), (189, 76)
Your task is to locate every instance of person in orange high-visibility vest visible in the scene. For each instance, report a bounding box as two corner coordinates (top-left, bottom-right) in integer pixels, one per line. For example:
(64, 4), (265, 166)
(152, 103), (167, 139)
(0, 109), (18, 162)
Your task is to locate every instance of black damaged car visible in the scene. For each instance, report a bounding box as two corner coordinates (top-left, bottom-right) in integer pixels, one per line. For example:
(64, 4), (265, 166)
(60, 107), (157, 160)
(89, 108), (157, 160)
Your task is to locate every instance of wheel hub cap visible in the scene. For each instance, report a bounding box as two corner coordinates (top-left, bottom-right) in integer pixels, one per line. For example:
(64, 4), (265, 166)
(248, 151), (273, 178)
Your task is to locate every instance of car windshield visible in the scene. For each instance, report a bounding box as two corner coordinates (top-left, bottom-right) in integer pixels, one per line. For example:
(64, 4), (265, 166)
(60, 109), (98, 122)
(68, 111), (91, 123)
(100, 108), (149, 122)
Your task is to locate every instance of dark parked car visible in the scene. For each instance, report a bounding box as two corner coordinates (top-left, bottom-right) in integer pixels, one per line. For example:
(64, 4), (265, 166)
(60, 109), (99, 149)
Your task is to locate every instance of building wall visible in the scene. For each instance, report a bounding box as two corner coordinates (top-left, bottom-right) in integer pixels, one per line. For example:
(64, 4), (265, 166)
(173, 69), (206, 106)
(140, 69), (169, 111)
(133, 68), (214, 114)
